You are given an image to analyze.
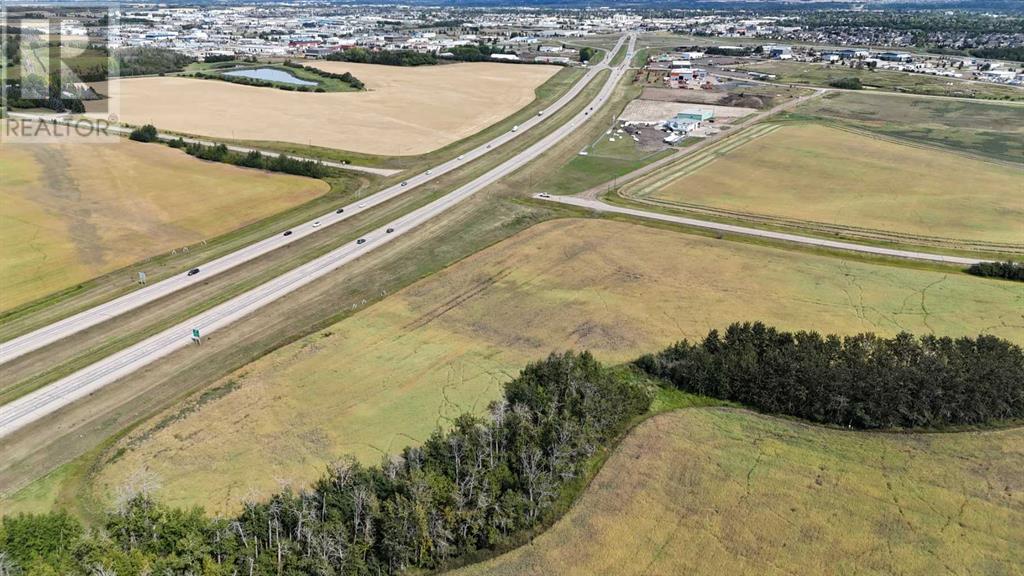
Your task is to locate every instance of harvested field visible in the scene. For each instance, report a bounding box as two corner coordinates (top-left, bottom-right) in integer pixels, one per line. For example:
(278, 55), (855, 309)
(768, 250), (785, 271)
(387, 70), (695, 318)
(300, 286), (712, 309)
(793, 91), (1024, 164)
(87, 62), (559, 156)
(619, 99), (755, 124)
(640, 123), (1024, 246)
(0, 140), (328, 310)
(456, 408), (1024, 576)
(86, 218), (1023, 515)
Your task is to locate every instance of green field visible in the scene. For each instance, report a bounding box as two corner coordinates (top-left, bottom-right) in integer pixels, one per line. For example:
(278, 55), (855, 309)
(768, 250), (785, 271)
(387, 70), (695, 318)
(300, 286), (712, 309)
(790, 91), (1024, 164)
(739, 60), (1024, 101)
(0, 140), (328, 311)
(61, 218), (1024, 516)
(456, 408), (1024, 576)
(637, 123), (1024, 247)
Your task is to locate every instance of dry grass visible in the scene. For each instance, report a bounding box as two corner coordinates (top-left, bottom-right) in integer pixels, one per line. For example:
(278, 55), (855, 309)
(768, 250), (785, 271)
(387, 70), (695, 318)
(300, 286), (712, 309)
(87, 218), (1024, 516)
(0, 140), (328, 311)
(644, 123), (1024, 245)
(86, 62), (558, 156)
(455, 408), (1024, 576)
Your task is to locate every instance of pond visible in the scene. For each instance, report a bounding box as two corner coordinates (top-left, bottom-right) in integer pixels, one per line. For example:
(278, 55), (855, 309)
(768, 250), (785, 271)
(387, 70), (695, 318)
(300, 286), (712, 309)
(222, 68), (318, 86)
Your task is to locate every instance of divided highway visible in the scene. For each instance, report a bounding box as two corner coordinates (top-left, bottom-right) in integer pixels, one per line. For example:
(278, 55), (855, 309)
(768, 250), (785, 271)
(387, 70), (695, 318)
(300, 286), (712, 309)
(0, 35), (638, 438)
(0, 36), (626, 365)
(539, 195), (990, 265)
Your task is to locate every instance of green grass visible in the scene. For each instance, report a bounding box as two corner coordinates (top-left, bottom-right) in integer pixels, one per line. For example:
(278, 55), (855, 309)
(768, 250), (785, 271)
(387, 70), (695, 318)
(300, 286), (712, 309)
(455, 407), (1024, 576)
(789, 90), (1024, 164)
(738, 60), (1024, 101)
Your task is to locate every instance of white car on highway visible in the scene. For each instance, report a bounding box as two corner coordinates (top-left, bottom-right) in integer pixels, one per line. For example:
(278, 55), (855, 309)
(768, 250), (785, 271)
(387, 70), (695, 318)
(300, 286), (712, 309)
(312, 221), (321, 228)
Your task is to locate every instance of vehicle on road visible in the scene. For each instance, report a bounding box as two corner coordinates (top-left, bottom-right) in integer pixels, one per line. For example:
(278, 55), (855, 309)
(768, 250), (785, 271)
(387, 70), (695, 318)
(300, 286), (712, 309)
(357, 238), (366, 245)
(335, 208), (344, 214)
(401, 181), (408, 186)
(538, 193), (551, 198)
(512, 125), (519, 132)
(538, 110), (544, 116)
(359, 203), (366, 208)
(457, 155), (464, 160)
(386, 227), (395, 233)
(187, 268), (201, 276)
(426, 170), (432, 175)
(312, 221), (321, 228)
(283, 230), (293, 236)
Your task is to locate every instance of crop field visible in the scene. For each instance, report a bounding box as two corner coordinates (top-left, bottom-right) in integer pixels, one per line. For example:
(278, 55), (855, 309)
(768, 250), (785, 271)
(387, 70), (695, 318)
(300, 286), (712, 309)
(791, 91), (1024, 164)
(637, 123), (1024, 246)
(81, 218), (1024, 515)
(456, 408), (1024, 576)
(0, 140), (328, 311)
(738, 60), (1024, 101)
(87, 62), (558, 156)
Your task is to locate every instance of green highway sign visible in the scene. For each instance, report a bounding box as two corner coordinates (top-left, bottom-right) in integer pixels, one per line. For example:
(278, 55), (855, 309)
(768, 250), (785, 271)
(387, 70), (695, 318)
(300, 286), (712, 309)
(192, 328), (201, 339)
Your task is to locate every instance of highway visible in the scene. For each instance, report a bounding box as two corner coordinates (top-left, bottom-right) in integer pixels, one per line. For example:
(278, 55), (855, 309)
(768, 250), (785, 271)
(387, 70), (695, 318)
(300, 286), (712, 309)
(0, 36), (626, 365)
(537, 195), (991, 266)
(0, 35), (638, 438)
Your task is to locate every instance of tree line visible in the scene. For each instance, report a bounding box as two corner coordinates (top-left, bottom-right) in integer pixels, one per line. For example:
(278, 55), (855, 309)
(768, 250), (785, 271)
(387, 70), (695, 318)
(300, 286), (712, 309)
(282, 61), (364, 90)
(1, 352), (651, 575)
(325, 47), (438, 67)
(635, 322), (1024, 429)
(967, 260), (1024, 282)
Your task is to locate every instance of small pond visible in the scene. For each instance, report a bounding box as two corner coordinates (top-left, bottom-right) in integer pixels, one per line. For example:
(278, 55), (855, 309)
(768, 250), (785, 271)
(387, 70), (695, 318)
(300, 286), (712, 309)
(222, 68), (318, 86)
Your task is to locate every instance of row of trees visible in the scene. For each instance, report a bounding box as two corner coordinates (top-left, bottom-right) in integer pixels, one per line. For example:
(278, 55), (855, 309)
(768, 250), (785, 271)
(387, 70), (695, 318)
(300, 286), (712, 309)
(282, 62), (364, 90)
(169, 139), (329, 179)
(967, 260), (1024, 282)
(1, 352), (652, 575)
(635, 322), (1024, 429)
(325, 47), (437, 67)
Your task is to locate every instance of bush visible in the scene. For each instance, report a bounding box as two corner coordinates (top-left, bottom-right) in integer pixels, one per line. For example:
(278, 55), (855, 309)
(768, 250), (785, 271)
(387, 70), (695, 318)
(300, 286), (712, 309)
(829, 76), (863, 90)
(634, 322), (1024, 429)
(128, 124), (158, 143)
(967, 260), (1024, 282)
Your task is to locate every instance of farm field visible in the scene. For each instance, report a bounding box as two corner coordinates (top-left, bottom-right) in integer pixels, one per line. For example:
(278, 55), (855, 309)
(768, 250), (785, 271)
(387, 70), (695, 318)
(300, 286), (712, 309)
(86, 62), (558, 156)
(455, 408), (1024, 576)
(639, 123), (1024, 245)
(737, 60), (1024, 101)
(0, 140), (328, 311)
(791, 91), (1024, 164)
(79, 218), (1024, 516)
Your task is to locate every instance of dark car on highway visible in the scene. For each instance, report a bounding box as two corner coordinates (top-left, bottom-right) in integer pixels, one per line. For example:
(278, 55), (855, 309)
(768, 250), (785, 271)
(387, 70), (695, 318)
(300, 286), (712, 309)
(187, 268), (201, 276)
(336, 208), (344, 214)
(357, 238), (366, 245)
(386, 227), (394, 233)
(283, 230), (293, 236)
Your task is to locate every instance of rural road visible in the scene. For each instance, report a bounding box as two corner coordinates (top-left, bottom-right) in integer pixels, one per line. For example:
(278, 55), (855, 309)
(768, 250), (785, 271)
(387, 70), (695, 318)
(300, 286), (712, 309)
(0, 35), (638, 438)
(539, 195), (990, 265)
(0, 36), (626, 365)
(5, 112), (401, 177)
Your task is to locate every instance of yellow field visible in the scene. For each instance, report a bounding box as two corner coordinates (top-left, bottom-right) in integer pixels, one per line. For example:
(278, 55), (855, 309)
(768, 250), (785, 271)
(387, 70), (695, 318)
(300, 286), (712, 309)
(86, 218), (1024, 515)
(0, 141), (328, 310)
(87, 62), (558, 156)
(456, 408), (1024, 576)
(643, 123), (1024, 245)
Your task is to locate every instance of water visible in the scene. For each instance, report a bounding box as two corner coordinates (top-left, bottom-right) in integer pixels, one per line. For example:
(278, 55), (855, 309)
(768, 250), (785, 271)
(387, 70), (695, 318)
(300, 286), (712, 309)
(222, 68), (318, 86)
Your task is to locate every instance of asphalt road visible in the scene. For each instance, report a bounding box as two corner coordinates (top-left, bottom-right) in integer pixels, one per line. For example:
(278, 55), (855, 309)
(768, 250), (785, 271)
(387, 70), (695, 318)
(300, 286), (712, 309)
(0, 38), (624, 366)
(538, 195), (990, 266)
(0, 35), (637, 438)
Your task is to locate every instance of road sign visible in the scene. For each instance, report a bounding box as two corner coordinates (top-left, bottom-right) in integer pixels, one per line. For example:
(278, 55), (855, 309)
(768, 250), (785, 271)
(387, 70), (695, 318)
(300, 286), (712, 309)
(138, 271), (147, 285)
(192, 328), (200, 339)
